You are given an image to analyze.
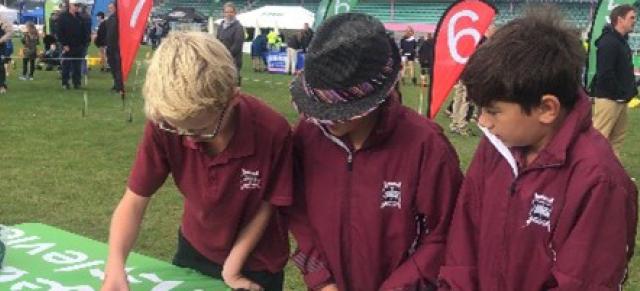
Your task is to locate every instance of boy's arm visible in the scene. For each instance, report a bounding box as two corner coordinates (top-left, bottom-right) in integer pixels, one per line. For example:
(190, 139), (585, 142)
(289, 124), (335, 290)
(549, 178), (637, 291)
(102, 188), (151, 291)
(289, 193), (336, 290)
(222, 201), (274, 290)
(380, 136), (464, 290)
(437, 176), (481, 291)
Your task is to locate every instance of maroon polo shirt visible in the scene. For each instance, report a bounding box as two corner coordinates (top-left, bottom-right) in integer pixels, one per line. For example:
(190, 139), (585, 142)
(128, 93), (293, 273)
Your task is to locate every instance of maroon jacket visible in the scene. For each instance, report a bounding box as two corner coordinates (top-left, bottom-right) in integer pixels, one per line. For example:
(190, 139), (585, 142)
(290, 99), (463, 291)
(439, 92), (638, 291)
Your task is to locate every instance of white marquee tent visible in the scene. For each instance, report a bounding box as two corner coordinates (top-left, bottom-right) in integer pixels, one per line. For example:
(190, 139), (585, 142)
(0, 5), (18, 24)
(216, 5), (314, 30)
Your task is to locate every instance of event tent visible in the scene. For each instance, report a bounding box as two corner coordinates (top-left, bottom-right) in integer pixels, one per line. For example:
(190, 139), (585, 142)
(0, 5), (18, 24)
(216, 5), (314, 30)
(20, 6), (44, 24)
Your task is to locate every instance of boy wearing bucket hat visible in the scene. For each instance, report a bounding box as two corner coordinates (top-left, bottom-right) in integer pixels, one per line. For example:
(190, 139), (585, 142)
(439, 8), (637, 290)
(289, 13), (463, 291)
(102, 32), (292, 291)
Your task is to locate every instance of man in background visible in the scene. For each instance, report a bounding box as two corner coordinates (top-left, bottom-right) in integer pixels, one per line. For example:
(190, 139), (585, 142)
(592, 4), (637, 158)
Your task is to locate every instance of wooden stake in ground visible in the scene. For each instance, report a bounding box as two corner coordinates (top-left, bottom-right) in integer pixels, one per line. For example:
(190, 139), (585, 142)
(82, 91), (88, 117)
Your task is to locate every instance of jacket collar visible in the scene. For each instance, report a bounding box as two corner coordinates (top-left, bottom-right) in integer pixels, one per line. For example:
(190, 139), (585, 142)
(484, 89), (592, 176)
(313, 95), (402, 152)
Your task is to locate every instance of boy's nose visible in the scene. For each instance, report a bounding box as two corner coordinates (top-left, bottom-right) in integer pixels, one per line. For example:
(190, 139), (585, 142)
(478, 112), (492, 129)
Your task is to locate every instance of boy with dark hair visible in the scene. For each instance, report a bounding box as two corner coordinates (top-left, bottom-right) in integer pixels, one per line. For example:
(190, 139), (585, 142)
(439, 7), (637, 290)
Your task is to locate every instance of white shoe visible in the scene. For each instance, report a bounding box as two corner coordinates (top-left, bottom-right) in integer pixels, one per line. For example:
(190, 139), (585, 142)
(28, 77), (33, 81)
(18, 76), (27, 80)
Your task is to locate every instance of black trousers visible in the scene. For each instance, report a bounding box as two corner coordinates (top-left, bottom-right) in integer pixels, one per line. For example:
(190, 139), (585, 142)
(106, 46), (123, 91)
(0, 55), (6, 88)
(22, 57), (35, 77)
(61, 49), (82, 87)
(172, 231), (284, 291)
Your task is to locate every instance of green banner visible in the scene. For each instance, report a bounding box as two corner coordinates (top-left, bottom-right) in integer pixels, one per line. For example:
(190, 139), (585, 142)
(0, 223), (228, 290)
(44, 0), (62, 35)
(313, 0), (359, 29)
(585, 0), (638, 89)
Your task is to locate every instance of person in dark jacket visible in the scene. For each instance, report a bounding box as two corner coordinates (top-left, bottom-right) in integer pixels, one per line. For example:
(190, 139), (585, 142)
(285, 31), (301, 74)
(0, 15), (13, 94)
(591, 5), (637, 158)
(103, 2), (123, 93)
(300, 22), (313, 52)
(94, 11), (107, 71)
(57, 0), (90, 89)
(217, 2), (244, 85)
(289, 13), (463, 291)
(251, 31), (267, 72)
(440, 8), (637, 291)
(399, 26), (417, 86)
(418, 32), (434, 87)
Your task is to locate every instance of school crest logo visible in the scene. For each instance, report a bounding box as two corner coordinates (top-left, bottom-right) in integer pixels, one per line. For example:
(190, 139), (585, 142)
(380, 181), (402, 209)
(240, 169), (261, 190)
(526, 193), (554, 231)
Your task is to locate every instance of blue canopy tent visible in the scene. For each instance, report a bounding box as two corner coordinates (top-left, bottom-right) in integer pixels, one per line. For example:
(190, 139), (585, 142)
(20, 6), (44, 24)
(91, 0), (110, 31)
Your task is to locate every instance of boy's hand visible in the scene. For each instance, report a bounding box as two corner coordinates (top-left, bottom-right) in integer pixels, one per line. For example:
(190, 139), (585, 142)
(222, 272), (264, 291)
(101, 269), (130, 291)
(318, 283), (339, 291)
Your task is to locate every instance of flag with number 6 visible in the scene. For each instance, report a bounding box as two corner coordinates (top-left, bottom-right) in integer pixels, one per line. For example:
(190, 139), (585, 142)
(118, 0), (152, 83)
(428, 0), (496, 119)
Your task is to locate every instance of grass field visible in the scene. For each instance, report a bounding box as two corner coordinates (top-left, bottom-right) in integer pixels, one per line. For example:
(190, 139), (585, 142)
(1, 44), (639, 290)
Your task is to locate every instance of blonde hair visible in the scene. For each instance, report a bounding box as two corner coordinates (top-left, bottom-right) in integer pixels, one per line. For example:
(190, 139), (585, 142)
(143, 32), (237, 122)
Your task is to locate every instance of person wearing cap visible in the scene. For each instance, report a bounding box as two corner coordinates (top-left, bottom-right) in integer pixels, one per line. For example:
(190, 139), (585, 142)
(101, 32), (292, 291)
(288, 13), (463, 291)
(57, 0), (90, 89)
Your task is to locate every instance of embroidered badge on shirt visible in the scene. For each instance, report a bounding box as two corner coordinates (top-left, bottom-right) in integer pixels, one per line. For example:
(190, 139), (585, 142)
(380, 181), (402, 209)
(240, 169), (261, 190)
(526, 193), (554, 231)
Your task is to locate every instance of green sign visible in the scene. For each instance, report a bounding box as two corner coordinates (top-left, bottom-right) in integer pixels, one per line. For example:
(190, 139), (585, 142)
(313, 0), (359, 29)
(585, 0), (638, 89)
(0, 223), (229, 290)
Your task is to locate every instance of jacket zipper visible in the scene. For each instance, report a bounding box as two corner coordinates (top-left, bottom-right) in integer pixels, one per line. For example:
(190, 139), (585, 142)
(316, 123), (355, 287)
(316, 124), (354, 171)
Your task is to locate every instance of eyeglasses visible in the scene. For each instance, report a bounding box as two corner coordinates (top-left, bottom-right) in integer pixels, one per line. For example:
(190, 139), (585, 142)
(158, 105), (229, 139)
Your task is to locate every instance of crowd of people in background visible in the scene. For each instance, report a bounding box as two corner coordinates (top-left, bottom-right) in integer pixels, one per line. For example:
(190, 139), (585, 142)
(0, 0), (140, 95)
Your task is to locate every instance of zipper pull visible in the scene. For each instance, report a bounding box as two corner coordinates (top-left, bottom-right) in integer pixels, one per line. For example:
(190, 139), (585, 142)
(347, 155), (353, 171)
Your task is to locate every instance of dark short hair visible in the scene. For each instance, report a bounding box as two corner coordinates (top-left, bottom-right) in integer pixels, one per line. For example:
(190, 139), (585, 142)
(461, 5), (584, 113)
(610, 4), (635, 27)
(97, 11), (105, 18)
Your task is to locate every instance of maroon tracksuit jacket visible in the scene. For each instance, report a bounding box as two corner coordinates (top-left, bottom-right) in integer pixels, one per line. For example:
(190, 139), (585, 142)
(439, 92), (638, 291)
(290, 99), (463, 290)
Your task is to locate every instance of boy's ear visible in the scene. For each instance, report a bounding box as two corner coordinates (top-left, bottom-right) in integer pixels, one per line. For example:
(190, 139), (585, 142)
(536, 94), (562, 124)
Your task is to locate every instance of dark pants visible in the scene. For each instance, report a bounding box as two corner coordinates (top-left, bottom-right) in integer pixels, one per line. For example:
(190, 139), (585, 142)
(106, 46), (123, 91)
(0, 55), (5, 89)
(62, 48), (82, 87)
(172, 231), (284, 291)
(22, 57), (35, 77)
